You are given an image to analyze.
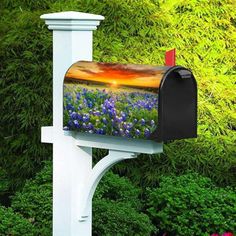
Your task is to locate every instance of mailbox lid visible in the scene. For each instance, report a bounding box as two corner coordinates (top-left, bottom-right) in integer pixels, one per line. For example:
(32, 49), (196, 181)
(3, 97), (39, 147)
(63, 61), (171, 140)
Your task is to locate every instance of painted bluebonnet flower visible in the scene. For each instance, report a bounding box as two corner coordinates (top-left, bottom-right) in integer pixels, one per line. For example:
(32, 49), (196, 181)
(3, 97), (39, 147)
(125, 130), (130, 137)
(119, 128), (124, 135)
(68, 120), (74, 128)
(144, 128), (150, 137)
(135, 129), (140, 136)
(78, 105), (83, 111)
(151, 120), (155, 126)
(97, 128), (105, 135)
(82, 114), (90, 122)
(76, 93), (81, 100)
(87, 122), (94, 130)
(101, 105), (107, 114)
(70, 112), (79, 120)
(82, 88), (88, 95)
(102, 117), (108, 124)
(63, 126), (69, 131)
(82, 123), (87, 129)
(113, 130), (119, 136)
(141, 118), (145, 125)
(94, 111), (101, 116)
(73, 120), (80, 129)
(66, 103), (74, 111)
(88, 102), (93, 108)
(134, 118), (138, 123)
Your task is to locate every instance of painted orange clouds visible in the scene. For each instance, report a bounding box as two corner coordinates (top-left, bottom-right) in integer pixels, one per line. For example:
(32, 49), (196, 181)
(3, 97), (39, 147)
(65, 61), (166, 88)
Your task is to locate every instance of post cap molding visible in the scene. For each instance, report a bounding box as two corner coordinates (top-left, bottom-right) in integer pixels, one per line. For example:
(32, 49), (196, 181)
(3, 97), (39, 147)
(40, 11), (104, 31)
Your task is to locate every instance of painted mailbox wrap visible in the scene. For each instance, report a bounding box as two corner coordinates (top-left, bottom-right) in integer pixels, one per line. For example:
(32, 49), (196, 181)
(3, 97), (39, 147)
(63, 61), (197, 141)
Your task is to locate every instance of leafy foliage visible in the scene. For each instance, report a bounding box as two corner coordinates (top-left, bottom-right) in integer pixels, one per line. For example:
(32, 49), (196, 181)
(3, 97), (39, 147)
(1, 0), (235, 194)
(11, 161), (52, 235)
(147, 173), (236, 236)
(11, 161), (154, 235)
(0, 205), (35, 236)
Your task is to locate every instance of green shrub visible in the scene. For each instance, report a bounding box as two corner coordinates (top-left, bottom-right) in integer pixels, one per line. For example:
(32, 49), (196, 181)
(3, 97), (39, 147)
(147, 173), (236, 236)
(0, 205), (35, 236)
(93, 199), (154, 236)
(11, 161), (52, 236)
(12, 161), (154, 235)
(0, 0), (235, 197)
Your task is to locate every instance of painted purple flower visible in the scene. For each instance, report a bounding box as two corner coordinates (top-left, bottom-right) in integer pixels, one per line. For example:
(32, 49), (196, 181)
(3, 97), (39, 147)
(119, 128), (124, 135)
(87, 122), (94, 130)
(94, 111), (101, 116)
(76, 93), (81, 100)
(125, 129), (131, 136)
(141, 118), (145, 125)
(73, 120), (80, 128)
(66, 103), (74, 111)
(144, 128), (150, 137)
(151, 120), (155, 126)
(102, 117), (108, 124)
(82, 114), (90, 122)
(113, 130), (119, 136)
(63, 126), (69, 131)
(135, 129), (140, 136)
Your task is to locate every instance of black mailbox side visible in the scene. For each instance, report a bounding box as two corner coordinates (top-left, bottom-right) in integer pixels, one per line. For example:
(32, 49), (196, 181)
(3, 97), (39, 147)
(156, 66), (197, 141)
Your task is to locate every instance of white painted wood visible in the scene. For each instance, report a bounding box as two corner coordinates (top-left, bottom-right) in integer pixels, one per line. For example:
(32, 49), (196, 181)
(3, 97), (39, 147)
(72, 131), (163, 154)
(79, 150), (138, 221)
(42, 127), (163, 154)
(40, 11), (104, 236)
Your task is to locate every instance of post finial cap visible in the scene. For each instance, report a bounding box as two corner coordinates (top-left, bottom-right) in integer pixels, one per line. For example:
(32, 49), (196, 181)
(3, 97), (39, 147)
(40, 11), (104, 31)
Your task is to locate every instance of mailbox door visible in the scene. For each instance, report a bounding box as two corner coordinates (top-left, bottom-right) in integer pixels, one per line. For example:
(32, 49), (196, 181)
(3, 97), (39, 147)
(157, 66), (197, 141)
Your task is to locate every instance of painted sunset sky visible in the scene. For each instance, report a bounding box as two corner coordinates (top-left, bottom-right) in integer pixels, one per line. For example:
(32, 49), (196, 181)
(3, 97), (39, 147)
(65, 61), (167, 88)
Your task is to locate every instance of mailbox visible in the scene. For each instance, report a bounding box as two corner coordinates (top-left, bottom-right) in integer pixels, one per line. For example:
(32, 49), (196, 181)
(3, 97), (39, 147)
(63, 60), (197, 142)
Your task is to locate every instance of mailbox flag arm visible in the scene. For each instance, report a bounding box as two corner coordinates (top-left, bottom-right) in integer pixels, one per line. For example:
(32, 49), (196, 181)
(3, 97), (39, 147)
(165, 48), (176, 66)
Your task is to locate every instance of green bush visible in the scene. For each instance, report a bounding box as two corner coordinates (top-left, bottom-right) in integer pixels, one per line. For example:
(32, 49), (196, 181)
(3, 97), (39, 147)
(147, 173), (236, 236)
(0, 205), (35, 236)
(12, 161), (154, 235)
(11, 161), (52, 236)
(1, 0), (235, 193)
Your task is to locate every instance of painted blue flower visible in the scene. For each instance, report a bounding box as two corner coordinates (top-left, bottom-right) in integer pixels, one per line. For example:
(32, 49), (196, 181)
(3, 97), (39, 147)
(63, 126), (69, 131)
(135, 129), (140, 136)
(144, 128), (150, 137)
(141, 118), (145, 125)
(151, 120), (155, 126)
(73, 120), (80, 128)
(82, 114), (90, 122)
(76, 93), (81, 100)
(102, 117), (108, 124)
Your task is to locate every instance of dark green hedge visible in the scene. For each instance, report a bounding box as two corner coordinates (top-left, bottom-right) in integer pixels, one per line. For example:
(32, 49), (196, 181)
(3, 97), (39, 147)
(1, 0), (235, 193)
(11, 161), (155, 236)
(147, 173), (236, 235)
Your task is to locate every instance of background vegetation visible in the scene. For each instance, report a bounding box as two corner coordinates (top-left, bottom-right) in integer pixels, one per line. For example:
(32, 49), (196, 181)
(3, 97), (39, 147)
(0, 0), (235, 235)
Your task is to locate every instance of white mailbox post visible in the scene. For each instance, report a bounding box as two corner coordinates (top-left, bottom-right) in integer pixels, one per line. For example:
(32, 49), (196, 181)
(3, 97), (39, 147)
(40, 11), (163, 236)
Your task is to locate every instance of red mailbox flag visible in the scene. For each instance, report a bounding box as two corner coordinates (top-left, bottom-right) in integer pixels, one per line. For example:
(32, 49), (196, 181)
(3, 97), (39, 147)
(165, 48), (176, 66)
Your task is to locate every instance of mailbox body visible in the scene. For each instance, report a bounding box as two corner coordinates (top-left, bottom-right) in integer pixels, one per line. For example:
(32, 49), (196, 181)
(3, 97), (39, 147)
(63, 61), (197, 142)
